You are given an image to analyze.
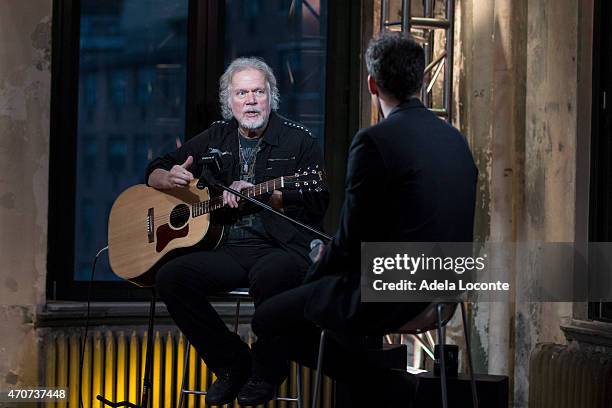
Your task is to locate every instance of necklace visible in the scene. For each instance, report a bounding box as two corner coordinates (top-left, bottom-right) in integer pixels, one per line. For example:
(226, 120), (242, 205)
(238, 132), (263, 176)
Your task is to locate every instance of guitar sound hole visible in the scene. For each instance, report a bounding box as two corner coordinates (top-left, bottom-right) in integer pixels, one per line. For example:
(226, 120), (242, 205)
(169, 204), (190, 228)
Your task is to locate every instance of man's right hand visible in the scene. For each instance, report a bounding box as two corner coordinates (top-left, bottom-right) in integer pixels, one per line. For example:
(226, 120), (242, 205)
(223, 180), (254, 208)
(148, 156), (194, 190)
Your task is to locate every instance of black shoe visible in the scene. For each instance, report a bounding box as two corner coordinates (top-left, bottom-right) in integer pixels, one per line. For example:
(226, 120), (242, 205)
(236, 375), (276, 406)
(205, 369), (249, 406)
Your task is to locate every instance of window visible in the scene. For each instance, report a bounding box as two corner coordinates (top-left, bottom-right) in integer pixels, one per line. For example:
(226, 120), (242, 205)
(78, 0), (188, 282)
(224, 0), (328, 144)
(49, 0), (193, 299)
(48, 0), (355, 301)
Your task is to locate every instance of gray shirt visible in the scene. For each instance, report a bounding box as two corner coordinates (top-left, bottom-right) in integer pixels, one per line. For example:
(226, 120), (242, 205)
(225, 134), (270, 246)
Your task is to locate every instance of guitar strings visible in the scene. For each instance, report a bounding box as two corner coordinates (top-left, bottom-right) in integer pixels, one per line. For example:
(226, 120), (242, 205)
(147, 175), (305, 223)
(148, 179), (282, 221)
(145, 171), (321, 224)
(149, 186), (320, 223)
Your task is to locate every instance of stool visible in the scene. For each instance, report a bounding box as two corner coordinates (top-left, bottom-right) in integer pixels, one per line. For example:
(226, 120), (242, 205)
(178, 289), (303, 408)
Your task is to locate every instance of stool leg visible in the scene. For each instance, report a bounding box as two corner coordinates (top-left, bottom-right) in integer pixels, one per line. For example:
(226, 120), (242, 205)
(296, 363), (303, 408)
(461, 302), (479, 408)
(178, 340), (190, 408)
(311, 330), (327, 408)
(436, 304), (449, 408)
(234, 299), (241, 334)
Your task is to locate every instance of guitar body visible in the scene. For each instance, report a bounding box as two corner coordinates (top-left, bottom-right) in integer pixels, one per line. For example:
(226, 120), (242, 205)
(107, 167), (323, 286)
(108, 181), (223, 286)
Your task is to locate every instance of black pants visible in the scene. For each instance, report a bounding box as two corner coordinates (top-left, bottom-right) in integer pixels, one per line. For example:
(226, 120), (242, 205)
(251, 280), (424, 407)
(251, 280), (369, 382)
(156, 242), (309, 372)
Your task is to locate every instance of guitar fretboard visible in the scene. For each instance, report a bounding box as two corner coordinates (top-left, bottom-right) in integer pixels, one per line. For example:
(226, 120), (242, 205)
(191, 177), (287, 217)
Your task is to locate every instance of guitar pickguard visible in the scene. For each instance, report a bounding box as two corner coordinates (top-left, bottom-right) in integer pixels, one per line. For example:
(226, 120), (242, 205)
(156, 223), (189, 252)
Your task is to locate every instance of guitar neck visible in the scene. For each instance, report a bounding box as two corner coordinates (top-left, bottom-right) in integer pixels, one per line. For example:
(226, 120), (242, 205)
(191, 176), (287, 217)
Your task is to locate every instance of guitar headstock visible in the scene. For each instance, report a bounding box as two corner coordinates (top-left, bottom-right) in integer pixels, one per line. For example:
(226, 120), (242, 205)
(286, 165), (325, 192)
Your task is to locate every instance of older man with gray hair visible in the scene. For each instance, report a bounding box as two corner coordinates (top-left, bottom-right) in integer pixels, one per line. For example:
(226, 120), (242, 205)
(146, 57), (328, 406)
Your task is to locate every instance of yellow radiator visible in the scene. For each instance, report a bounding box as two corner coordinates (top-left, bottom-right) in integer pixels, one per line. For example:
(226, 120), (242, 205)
(528, 343), (612, 408)
(43, 329), (334, 408)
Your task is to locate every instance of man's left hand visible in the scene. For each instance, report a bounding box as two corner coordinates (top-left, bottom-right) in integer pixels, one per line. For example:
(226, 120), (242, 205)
(312, 243), (326, 263)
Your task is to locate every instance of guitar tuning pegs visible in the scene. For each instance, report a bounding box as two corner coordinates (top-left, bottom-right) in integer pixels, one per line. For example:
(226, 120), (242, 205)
(304, 182), (309, 186)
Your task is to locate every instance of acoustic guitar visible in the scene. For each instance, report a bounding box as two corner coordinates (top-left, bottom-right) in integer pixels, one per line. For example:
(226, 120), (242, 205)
(108, 169), (323, 286)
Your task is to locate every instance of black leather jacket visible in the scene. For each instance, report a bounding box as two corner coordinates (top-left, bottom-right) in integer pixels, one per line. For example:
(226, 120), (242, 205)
(145, 112), (329, 263)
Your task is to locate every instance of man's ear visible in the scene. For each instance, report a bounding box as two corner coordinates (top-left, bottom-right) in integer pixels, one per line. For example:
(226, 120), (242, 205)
(367, 75), (378, 95)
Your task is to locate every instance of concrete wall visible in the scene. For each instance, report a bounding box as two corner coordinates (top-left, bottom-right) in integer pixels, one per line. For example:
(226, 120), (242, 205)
(512, 0), (579, 405)
(457, 0), (582, 406)
(457, 0), (527, 392)
(0, 0), (51, 389)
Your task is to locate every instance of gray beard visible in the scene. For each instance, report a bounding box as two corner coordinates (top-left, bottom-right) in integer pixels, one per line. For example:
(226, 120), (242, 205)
(238, 115), (268, 130)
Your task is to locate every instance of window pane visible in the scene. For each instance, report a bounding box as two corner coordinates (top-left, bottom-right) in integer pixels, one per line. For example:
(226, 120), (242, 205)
(74, 0), (188, 280)
(224, 0), (328, 146)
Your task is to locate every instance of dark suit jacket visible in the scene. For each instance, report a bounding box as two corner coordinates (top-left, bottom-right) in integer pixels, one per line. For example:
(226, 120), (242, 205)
(304, 98), (478, 334)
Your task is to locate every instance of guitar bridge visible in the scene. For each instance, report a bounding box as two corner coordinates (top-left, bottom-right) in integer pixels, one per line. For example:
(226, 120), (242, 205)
(147, 208), (154, 243)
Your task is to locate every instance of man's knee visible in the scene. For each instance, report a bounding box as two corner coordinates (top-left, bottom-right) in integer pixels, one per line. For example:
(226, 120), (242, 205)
(155, 257), (196, 297)
(251, 299), (284, 338)
(155, 262), (179, 297)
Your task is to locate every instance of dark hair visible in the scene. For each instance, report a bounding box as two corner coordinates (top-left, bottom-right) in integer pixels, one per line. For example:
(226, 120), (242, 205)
(365, 32), (425, 101)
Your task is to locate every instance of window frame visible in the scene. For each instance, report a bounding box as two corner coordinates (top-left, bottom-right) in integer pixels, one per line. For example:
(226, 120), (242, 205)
(48, 0), (224, 301)
(47, 0), (360, 301)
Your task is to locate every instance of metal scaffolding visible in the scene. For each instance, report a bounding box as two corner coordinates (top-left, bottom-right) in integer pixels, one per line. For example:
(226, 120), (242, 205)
(380, 0), (455, 122)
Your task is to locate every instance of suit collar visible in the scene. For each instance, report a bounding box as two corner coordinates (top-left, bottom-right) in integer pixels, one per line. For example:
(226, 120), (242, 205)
(387, 97), (424, 118)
